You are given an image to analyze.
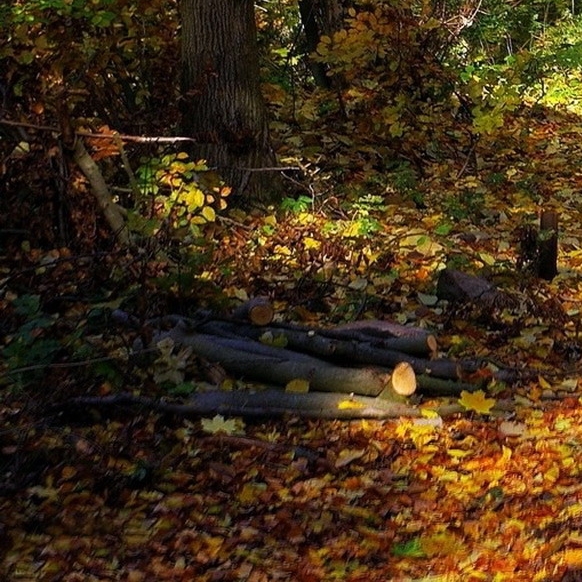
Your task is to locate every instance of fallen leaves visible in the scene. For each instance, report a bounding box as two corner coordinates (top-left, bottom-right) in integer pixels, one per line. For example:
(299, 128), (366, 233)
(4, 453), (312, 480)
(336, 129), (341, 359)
(4, 397), (582, 580)
(334, 448), (365, 468)
(4, 80), (582, 582)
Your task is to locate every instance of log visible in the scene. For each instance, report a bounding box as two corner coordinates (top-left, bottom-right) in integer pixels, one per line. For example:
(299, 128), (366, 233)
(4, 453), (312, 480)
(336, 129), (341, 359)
(416, 374), (483, 396)
(198, 317), (436, 357)
(56, 391), (423, 420)
(387, 362), (417, 397)
(196, 320), (437, 365)
(125, 312), (520, 394)
(117, 310), (519, 386)
(55, 391), (513, 420)
(321, 323), (437, 357)
(154, 324), (417, 398)
(436, 268), (513, 309)
(330, 319), (436, 341)
(197, 320), (464, 380)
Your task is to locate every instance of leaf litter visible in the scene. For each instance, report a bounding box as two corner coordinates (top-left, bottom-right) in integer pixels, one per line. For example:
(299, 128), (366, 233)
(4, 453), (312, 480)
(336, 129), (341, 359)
(3, 111), (582, 581)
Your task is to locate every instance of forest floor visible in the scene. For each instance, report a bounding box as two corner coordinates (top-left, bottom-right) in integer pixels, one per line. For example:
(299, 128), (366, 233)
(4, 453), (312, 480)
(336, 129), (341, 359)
(3, 105), (582, 581)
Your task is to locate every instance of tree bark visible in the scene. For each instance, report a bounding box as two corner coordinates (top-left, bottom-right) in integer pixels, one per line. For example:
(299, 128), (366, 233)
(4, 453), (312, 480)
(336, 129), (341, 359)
(179, 0), (280, 202)
(299, 0), (332, 88)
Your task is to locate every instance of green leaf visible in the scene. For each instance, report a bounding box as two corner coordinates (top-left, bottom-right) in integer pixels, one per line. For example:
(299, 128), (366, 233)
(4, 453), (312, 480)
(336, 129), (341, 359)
(169, 382), (197, 396)
(391, 538), (425, 558)
(435, 223), (453, 235)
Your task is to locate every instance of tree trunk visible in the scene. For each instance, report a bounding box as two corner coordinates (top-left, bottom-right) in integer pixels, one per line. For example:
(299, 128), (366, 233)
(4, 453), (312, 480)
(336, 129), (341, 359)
(299, 0), (332, 88)
(314, 0), (350, 37)
(179, 0), (280, 202)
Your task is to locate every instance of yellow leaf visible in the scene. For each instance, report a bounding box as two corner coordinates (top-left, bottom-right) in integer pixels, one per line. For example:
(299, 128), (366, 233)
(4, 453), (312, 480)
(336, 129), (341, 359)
(201, 414), (244, 435)
(338, 399), (366, 410)
(228, 287), (248, 301)
(201, 206), (216, 222)
(560, 378), (579, 391)
(420, 409), (440, 418)
(342, 222), (361, 237)
(286, 378), (310, 393)
(182, 187), (204, 209)
(448, 449), (472, 458)
(274, 244), (292, 256)
(458, 390), (495, 414)
(545, 465), (560, 484)
(303, 237), (320, 250)
(479, 252), (495, 266)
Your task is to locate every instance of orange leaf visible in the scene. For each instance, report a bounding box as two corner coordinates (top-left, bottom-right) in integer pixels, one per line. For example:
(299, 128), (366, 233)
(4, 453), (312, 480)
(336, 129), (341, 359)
(557, 548), (582, 568)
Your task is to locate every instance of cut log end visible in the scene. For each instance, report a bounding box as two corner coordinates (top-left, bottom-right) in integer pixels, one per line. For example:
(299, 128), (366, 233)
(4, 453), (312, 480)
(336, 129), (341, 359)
(233, 297), (275, 326)
(389, 362), (417, 396)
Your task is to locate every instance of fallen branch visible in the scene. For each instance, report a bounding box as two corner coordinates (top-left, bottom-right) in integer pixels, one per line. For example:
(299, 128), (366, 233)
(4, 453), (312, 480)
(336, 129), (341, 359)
(71, 137), (131, 246)
(326, 319), (438, 356)
(0, 118), (197, 144)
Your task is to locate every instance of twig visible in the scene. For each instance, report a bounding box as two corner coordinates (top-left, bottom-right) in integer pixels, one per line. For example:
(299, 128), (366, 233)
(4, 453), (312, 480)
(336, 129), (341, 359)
(2, 118), (300, 173)
(0, 118), (196, 143)
(0, 350), (157, 377)
(456, 139), (478, 180)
